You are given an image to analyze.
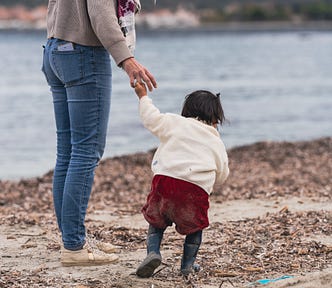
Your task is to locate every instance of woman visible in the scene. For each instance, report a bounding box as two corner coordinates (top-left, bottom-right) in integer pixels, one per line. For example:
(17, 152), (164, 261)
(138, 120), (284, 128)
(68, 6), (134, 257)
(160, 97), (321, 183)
(42, 0), (157, 266)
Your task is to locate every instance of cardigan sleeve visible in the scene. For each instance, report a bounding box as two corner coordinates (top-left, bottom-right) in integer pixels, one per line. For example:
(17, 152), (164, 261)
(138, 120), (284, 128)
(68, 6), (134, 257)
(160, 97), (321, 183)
(87, 0), (133, 65)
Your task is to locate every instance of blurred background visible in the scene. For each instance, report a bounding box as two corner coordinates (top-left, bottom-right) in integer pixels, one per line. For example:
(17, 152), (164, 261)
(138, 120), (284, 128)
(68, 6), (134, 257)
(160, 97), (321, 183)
(0, 0), (331, 179)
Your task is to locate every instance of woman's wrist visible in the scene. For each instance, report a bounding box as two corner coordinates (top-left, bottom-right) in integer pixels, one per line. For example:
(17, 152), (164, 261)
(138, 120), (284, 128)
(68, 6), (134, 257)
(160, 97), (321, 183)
(120, 57), (134, 69)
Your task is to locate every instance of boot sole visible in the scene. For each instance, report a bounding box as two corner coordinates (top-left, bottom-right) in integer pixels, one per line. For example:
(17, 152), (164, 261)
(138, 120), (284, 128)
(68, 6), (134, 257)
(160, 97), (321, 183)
(136, 257), (161, 278)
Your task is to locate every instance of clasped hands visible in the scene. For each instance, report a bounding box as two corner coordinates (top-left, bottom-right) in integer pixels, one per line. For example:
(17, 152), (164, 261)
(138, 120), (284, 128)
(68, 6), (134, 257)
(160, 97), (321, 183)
(121, 57), (157, 92)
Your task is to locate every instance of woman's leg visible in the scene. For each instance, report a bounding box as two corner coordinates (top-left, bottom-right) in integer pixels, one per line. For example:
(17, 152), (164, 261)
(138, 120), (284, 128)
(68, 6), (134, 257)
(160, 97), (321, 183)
(44, 39), (111, 250)
(42, 39), (71, 233)
(51, 86), (71, 234)
(60, 46), (111, 250)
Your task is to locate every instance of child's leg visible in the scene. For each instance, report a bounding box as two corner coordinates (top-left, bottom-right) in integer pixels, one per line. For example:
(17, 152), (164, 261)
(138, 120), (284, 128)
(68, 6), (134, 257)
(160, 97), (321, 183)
(181, 230), (202, 275)
(146, 224), (165, 255)
(136, 224), (165, 278)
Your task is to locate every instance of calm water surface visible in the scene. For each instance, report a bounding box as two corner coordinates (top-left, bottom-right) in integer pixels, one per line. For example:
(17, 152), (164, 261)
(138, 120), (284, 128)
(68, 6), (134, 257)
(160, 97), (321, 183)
(0, 29), (331, 179)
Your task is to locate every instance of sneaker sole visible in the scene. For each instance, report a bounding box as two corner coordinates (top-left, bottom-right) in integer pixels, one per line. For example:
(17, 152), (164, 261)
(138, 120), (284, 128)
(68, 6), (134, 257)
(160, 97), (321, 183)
(61, 257), (118, 267)
(62, 260), (118, 267)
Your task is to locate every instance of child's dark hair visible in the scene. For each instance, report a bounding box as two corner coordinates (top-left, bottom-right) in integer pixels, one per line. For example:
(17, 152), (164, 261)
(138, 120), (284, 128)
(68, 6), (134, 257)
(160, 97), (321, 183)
(181, 90), (225, 126)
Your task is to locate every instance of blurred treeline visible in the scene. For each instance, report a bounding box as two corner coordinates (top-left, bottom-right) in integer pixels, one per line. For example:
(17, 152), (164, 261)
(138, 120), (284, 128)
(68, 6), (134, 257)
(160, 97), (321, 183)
(2, 0), (332, 21)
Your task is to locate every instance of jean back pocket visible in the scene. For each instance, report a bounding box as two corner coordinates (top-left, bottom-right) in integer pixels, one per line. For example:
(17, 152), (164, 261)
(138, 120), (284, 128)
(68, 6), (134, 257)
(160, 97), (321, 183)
(51, 48), (84, 86)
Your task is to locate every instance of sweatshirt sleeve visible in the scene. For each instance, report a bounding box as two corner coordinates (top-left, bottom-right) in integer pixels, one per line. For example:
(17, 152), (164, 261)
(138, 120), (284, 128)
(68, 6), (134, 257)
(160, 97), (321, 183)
(216, 150), (229, 185)
(87, 0), (133, 65)
(139, 96), (169, 140)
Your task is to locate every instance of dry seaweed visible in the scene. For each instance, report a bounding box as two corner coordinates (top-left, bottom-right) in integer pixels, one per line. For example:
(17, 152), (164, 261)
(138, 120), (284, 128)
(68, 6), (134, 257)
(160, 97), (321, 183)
(0, 138), (331, 287)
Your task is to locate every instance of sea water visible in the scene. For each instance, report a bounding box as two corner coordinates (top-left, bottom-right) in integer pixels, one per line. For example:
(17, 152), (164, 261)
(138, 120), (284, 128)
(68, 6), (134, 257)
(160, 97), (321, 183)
(0, 29), (331, 179)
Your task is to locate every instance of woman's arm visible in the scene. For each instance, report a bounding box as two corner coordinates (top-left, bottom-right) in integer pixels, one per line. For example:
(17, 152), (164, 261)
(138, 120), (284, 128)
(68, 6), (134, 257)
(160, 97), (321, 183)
(87, 0), (132, 65)
(87, 0), (157, 90)
(122, 58), (157, 91)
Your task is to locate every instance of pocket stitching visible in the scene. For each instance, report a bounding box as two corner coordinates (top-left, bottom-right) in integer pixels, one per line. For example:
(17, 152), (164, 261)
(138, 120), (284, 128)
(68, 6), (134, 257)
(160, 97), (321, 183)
(51, 49), (84, 86)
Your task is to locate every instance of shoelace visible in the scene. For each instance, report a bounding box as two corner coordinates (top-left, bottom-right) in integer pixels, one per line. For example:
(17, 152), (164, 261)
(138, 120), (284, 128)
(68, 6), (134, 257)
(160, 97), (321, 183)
(86, 236), (100, 247)
(84, 241), (109, 256)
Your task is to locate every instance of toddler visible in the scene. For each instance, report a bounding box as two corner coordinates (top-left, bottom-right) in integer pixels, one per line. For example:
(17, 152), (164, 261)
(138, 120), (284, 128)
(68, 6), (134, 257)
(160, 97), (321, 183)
(134, 83), (229, 277)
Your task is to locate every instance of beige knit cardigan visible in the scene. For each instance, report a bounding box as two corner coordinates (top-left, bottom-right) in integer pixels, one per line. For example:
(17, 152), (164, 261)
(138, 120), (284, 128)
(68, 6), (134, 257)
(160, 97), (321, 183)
(47, 0), (133, 66)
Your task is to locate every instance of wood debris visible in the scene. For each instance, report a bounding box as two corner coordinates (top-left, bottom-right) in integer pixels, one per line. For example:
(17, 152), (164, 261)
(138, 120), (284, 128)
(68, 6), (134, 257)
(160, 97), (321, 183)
(0, 138), (331, 287)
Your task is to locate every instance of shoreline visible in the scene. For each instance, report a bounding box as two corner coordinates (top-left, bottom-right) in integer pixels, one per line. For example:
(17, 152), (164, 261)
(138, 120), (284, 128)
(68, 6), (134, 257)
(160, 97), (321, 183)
(0, 137), (331, 182)
(138, 21), (332, 33)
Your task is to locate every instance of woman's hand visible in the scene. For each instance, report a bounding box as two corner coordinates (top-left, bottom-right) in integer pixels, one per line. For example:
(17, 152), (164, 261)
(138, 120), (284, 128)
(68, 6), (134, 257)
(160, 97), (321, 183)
(134, 82), (147, 99)
(121, 57), (157, 91)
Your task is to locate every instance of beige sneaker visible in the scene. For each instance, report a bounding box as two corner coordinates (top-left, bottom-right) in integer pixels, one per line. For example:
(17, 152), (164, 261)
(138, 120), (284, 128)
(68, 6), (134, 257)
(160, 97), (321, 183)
(87, 236), (120, 254)
(61, 243), (118, 266)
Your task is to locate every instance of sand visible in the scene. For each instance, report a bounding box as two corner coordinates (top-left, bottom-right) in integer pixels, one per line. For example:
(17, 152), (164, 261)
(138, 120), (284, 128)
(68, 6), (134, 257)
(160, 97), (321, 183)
(0, 137), (331, 287)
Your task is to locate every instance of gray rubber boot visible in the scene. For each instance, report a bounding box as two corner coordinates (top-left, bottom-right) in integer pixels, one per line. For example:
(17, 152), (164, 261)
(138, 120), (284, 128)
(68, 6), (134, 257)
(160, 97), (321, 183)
(181, 230), (202, 276)
(136, 225), (164, 278)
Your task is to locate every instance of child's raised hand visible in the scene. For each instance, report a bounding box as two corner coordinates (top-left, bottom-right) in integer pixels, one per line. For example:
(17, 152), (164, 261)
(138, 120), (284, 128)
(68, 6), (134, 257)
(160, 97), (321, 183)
(134, 82), (148, 99)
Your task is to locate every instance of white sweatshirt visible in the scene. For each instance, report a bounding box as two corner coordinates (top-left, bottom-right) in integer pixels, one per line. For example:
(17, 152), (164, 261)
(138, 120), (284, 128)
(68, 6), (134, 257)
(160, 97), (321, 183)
(139, 96), (229, 195)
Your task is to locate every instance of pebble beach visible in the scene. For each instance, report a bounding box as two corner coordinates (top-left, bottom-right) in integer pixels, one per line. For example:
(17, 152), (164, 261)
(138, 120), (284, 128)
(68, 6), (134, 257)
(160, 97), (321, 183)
(0, 137), (331, 287)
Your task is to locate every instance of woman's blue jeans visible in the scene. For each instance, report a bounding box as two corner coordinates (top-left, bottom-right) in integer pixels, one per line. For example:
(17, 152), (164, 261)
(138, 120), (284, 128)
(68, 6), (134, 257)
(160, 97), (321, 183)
(42, 38), (111, 250)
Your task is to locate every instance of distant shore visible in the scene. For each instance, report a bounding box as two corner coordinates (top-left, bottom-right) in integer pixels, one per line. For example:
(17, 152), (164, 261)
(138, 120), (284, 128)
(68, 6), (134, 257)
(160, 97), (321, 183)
(1, 3), (332, 32)
(1, 19), (332, 32)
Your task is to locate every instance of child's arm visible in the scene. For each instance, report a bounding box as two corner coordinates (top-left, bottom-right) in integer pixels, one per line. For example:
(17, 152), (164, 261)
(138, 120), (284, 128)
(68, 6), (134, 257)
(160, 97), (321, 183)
(216, 151), (229, 185)
(134, 82), (148, 99)
(135, 83), (169, 140)
(218, 161), (229, 184)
